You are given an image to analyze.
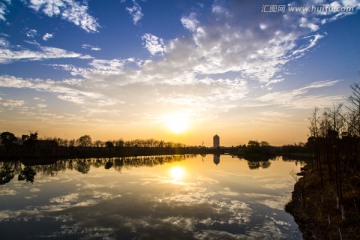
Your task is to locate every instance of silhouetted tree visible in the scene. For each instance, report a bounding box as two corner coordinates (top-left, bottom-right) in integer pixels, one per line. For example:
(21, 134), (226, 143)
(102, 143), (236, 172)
(248, 140), (260, 147)
(69, 139), (76, 147)
(0, 131), (17, 151)
(22, 131), (39, 149)
(29, 132), (38, 141)
(94, 140), (103, 147)
(77, 135), (92, 147)
(308, 107), (324, 191)
(327, 104), (346, 134)
(114, 139), (124, 148)
(308, 107), (320, 138)
(105, 141), (114, 148)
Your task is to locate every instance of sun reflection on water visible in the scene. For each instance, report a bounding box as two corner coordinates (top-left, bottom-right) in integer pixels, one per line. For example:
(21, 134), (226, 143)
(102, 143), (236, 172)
(169, 166), (185, 184)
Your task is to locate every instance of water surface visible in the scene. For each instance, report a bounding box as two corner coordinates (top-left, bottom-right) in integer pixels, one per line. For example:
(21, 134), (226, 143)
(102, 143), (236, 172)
(0, 155), (302, 239)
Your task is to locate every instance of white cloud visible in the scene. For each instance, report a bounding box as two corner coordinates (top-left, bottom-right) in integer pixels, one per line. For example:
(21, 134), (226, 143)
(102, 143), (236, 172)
(36, 103), (47, 108)
(126, 0), (143, 25)
(82, 43), (101, 51)
(181, 13), (198, 32)
(141, 33), (165, 56)
(211, 0), (229, 16)
(0, 97), (25, 110)
(299, 17), (320, 31)
(0, 37), (9, 47)
(26, 29), (38, 38)
(28, 0), (99, 33)
(42, 33), (54, 41)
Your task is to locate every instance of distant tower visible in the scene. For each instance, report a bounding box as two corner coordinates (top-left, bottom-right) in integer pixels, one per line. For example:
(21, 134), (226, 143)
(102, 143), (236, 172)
(213, 134), (220, 148)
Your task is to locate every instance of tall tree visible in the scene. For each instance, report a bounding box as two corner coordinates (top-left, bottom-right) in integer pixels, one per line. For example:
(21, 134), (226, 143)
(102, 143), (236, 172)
(327, 104), (346, 134)
(348, 81), (360, 136)
(308, 107), (320, 137)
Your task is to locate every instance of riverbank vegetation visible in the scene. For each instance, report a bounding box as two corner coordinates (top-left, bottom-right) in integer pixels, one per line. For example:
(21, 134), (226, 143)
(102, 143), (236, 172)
(286, 81), (360, 239)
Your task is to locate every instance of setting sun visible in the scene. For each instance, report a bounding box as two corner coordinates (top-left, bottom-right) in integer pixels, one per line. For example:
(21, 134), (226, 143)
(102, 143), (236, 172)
(166, 113), (189, 134)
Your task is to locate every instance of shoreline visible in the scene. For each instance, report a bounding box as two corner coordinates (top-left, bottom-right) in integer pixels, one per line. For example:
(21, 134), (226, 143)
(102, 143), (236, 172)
(285, 164), (360, 239)
(285, 166), (316, 239)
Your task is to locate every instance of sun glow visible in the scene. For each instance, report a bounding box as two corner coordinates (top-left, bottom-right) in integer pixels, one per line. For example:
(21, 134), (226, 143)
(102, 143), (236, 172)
(165, 113), (189, 134)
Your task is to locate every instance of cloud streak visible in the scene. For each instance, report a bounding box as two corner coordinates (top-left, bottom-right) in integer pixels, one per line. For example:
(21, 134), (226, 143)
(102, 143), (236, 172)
(0, 75), (113, 106)
(82, 43), (101, 51)
(0, 0), (10, 21)
(257, 80), (343, 109)
(0, 41), (92, 63)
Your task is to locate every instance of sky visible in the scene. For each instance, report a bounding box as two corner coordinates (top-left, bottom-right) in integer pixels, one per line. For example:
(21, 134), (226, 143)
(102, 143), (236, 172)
(0, 0), (360, 146)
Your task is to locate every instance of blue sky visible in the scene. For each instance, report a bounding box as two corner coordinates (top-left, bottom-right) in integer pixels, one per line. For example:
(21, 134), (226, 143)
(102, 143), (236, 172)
(0, 0), (360, 146)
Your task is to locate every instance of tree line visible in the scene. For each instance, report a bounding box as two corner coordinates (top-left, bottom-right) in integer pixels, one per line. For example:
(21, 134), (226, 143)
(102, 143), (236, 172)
(0, 132), (187, 149)
(0, 131), (208, 159)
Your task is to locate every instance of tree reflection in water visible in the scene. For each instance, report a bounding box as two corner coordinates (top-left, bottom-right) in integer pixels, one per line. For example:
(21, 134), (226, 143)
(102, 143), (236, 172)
(215, 154), (273, 170)
(247, 160), (271, 170)
(0, 165), (14, 185)
(0, 154), (299, 185)
(0, 155), (195, 185)
(18, 166), (36, 182)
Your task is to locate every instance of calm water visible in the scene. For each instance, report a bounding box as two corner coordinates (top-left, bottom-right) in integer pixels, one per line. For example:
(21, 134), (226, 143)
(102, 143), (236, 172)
(0, 155), (303, 239)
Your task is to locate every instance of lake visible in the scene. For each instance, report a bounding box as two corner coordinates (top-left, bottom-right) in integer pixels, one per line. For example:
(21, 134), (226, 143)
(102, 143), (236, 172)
(0, 155), (303, 239)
